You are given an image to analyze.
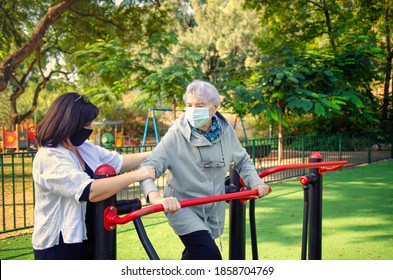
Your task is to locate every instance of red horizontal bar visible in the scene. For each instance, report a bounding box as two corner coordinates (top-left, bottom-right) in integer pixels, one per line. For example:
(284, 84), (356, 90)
(258, 161), (348, 178)
(105, 160), (348, 231)
(105, 189), (262, 231)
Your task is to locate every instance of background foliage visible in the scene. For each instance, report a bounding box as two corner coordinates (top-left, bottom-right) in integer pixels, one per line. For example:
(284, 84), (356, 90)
(0, 0), (392, 139)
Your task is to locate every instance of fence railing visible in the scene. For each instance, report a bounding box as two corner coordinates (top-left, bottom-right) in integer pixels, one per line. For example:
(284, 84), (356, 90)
(241, 132), (392, 182)
(1, 131), (392, 235)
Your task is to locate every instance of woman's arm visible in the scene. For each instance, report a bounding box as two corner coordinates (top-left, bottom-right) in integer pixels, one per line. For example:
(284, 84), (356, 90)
(121, 151), (152, 172)
(88, 165), (155, 202)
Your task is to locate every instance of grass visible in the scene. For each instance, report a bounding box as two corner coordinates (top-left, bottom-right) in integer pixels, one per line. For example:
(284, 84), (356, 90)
(1, 160), (392, 260)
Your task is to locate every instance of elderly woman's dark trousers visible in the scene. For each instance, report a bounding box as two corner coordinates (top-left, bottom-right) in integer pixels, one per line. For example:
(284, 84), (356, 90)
(179, 230), (222, 260)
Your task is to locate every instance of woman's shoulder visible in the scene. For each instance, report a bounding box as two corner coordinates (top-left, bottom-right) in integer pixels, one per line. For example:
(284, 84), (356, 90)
(36, 145), (68, 156)
(80, 140), (100, 150)
(33, 146), (72, 167)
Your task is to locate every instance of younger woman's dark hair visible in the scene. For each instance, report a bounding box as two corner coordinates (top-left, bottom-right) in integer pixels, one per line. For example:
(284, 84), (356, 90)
(36, 92), (98, 147)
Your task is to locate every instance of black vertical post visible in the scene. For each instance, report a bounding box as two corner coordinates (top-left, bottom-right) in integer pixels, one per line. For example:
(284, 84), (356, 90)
(308, 152), (323, 260)
(91, 195), (117, 259)
(228, 165), (246, 260)
(91, 164), (117, 260)
(301, 183), (310, 260)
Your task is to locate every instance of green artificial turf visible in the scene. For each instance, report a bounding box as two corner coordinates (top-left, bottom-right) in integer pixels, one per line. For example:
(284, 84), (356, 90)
(1, 160), (392, 260)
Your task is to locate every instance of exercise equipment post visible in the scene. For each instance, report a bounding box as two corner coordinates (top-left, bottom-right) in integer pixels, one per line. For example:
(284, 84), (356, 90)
(91, 165), (152, 260)
(307, 152), (323, 260)
(91, 164), (117, 260)
(228, 164), (246, 260)
(236, 157), (347, 260)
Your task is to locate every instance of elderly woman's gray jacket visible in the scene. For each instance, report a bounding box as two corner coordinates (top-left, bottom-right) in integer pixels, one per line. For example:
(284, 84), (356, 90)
(140, 112), (264, 239)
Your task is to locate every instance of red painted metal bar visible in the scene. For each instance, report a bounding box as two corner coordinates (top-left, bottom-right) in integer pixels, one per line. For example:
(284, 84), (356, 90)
(258, 161), (348, 178)
(104, 189), (265, 231)
(319, 165), (346, 173)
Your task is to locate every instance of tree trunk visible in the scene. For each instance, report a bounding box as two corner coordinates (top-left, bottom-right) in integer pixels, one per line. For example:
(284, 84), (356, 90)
(278, 121), (283, 164)
(321, 1), (337, 54)
(382, 0), (392, 129)
(172, 98), (177, 122)
(0, 0), (77, 92)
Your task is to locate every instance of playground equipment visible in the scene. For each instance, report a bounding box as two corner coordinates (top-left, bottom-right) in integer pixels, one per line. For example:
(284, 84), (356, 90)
(1, 125), (30, 152)
(141, 108), (174, 149)
(27, 125), (36, 148)
(232, 115), (249, 145)
(91, 120), (131, 148)
(90, 152), (347, 260)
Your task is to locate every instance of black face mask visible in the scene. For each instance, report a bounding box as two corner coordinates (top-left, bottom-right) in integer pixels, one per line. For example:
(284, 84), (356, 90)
(70, 128), (93, 146)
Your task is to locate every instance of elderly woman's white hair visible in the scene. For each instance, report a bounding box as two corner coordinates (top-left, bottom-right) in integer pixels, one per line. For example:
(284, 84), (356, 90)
(183, 80), (221, 105)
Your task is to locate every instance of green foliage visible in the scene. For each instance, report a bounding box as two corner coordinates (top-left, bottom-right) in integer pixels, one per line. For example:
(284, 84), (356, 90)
(0, 0), (49, 55)
(216, 52), (259, 117)
(76, 40), (133, 83)
(74, 39), (141, 104)
(129, 32), (205, 109)
(74, 31), (204, 113)
(176, 0), (262, 116)
(245, 48), (380, 132)
(242, 0), (389, 134)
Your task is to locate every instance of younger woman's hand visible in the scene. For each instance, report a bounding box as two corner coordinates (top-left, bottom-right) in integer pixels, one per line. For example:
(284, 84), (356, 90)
(133, 166), (156, 181)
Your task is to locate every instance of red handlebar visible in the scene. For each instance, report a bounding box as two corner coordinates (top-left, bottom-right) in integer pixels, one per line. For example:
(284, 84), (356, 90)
(258, 161), (348, 178)
(104, 188), (271, 231)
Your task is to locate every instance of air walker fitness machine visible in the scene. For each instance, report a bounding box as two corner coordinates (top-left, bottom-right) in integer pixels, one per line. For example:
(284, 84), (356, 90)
(93, 152), (347, 260)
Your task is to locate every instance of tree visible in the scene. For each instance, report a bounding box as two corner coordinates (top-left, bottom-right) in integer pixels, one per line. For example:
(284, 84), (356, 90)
(0, 0), (168, 128)
(245, 49), (379, 161)
(0, 0), (77, 127)
(357, 0), (393, 130)
(75, 32), (204, 120)
(174, 0), (262, 121)
(131, 32), (205, 120)
(244, 0), (391, 133)
(0, 0), (77, 92)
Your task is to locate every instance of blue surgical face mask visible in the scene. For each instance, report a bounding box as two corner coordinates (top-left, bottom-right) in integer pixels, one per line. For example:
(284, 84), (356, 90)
(185, 106), (212, 128)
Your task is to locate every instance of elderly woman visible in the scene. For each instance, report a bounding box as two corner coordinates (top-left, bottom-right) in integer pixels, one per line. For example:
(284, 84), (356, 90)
(140, 80), (270, 260)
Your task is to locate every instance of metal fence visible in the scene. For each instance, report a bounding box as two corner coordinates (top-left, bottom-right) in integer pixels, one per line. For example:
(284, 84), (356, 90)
(242, 132), (393, 182)
(1, 131), (392, 235)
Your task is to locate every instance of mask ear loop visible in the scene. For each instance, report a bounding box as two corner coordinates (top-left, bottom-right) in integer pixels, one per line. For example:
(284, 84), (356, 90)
(210, 104), (219, 118)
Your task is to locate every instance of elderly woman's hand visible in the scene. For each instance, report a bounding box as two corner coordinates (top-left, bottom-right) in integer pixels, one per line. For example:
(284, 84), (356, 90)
(148, 191), (181, 214)
(160, 197), (181, 214)
(252, 184), (271, 198)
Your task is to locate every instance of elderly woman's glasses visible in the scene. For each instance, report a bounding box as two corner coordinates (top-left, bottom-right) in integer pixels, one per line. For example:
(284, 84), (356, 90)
(74, 95), (89, 103)
(198, 141), (226, 168)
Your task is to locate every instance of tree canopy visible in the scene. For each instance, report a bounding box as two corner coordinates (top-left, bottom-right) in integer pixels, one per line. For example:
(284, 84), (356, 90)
(0, 0), (391, 137)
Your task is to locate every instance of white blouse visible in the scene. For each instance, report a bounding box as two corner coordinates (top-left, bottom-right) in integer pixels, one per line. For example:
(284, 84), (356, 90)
(32, 140), (123, 250)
